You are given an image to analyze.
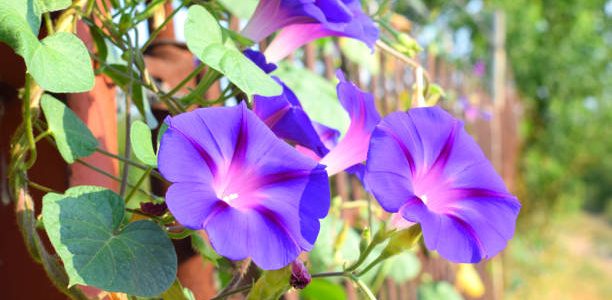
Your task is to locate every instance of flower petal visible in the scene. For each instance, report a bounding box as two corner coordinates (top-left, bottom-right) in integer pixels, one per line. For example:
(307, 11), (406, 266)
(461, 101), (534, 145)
(365, 106), (520, 263)
(205, 207), (303, 270)
(165, 182), (224, 230)
(320, 71), (381, 175)
(254, 78), (330, 157)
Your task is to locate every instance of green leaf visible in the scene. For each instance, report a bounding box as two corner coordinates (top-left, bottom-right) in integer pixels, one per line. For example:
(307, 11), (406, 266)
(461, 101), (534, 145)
(184, 5), (281, 97)
(37, 0), (71, 13)
(339, 38), (380, 75)
(273, 64), (350, 134)
(42, 186), (177, 297)
(29, 32), (95, 92)
(246, 266), (291, 300)
(218, 0), (258, 19)
(41, 94), (98, 163)
(191, 232), (222, 267)
(130, 120), (157, 167)
(0, 3), (41, 59)
(309, 215), (361, 274)
(161, 279), (195, 300)
(0, 2), (92, 92)
(417, 281), (464, 300)
(386, 252), (421, 284)
(301, 279), (347, 300)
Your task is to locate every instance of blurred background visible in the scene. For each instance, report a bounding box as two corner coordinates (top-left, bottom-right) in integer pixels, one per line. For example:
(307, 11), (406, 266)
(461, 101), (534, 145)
(1, 0), (610, 299)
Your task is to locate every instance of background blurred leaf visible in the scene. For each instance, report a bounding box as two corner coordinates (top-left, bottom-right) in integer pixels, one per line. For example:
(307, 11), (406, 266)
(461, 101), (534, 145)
(218, 0), (258, 19)
(41, 94), (98, 163)
(386, 252), (421, 284)
(300, 278), (347, 300)
(273, 64), (350, 134)
(418, 281), (464, 300)
(42, 186), (177, 297)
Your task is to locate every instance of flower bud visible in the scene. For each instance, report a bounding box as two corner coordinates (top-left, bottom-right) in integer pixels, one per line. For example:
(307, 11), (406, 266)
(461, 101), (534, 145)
(289, 260), (311, 289)
(139, 202), (167, 216)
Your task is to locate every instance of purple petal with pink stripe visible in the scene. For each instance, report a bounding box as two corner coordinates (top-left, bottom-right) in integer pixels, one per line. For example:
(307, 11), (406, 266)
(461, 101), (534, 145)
(364, 106), (520, 263)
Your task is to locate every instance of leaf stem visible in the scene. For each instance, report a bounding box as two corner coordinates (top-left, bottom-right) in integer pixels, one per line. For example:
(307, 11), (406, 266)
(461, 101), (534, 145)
(75, 159), (159, 201)
(125, 167), (152, 204)
(23, 75), (37, 169)
(43, 13), (55, 35)
(210, 283), (253, 300)
(349, 274), (377, 300)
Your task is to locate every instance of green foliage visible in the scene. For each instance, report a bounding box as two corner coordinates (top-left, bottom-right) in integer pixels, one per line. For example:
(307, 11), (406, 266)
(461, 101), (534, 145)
(309, 215), (361, 273)
(42, 186), (177, 297)
(218, 0), (258, 19)
(385, 252), (421, 284)
(130, 120), (157, 167)
(274, 64), (350, 134)
(301, 279), (347, 300)
(246, 266), (291, 300)
(0, 1), (93, 92)
(29, 32), (95, 92)
(418, 281), (464, 300)
(184, 5), (281, 97)
(41, 94), (98, 163)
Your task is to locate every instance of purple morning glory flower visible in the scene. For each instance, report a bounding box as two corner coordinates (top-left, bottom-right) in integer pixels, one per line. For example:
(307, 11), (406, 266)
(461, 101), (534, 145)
(364, 107), (520, 263)
(318, 71), (381, 176)
(254, 71), (380, 176)
(158, 103), (330, 270)
(254, 77), (330, 158)
(243, 49), (277, 74)
(241, 0), (378, 62)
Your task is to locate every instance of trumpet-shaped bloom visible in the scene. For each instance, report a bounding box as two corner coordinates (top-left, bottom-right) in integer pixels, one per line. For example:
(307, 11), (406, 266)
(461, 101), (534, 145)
(241, 0), (378, 62)
(253, 71), (380, 176)
(364, 107), (520, 263)
(318, 71), (381, 176)
(158, 103), (330, 270)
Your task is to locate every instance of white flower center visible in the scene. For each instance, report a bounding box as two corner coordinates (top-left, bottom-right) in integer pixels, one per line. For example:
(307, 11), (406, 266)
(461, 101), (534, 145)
(420, 194), (429, 205)
(222, 193), (239, 203)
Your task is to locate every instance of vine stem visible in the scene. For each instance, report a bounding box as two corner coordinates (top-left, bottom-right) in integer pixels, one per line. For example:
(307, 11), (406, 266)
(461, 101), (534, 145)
(210, 283), (253, 300)
(349, 274), (377, 300)
(95, 148), (167, 182)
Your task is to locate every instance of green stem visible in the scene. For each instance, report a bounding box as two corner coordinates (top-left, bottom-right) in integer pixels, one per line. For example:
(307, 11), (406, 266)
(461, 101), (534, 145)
(356, 256), (386, 277)
(75, 159), (159, 201)
(164, 63), (206, 99)
(34, 130), (52, 143)
(27, 181), (57, 194)
(95, 148), (166, 182)
(210, 283), (253, 300)
(311, 271), (348, 278)
(141, 1), (187, 52)
(345, 239), (379, 272)
(125, 167), (152, 204)
(44, 13), (55, 35)
(23, 75), (37, 169)
(349, 274), (377, 300)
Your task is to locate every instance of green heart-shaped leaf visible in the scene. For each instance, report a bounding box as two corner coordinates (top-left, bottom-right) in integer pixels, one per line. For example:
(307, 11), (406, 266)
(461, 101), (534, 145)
(42, 186), (178, 297)
(41, 94), (98, 163)
(29, 32), (94, 93)
(130, 120), (157, 167)
(184, 5), (281, 97)
(0, 1), (92, 92)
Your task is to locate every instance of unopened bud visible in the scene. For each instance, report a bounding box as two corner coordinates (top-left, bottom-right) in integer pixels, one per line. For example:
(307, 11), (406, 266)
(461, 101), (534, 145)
(139, 202), (167, 216)
(289, 260), (311, 289)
